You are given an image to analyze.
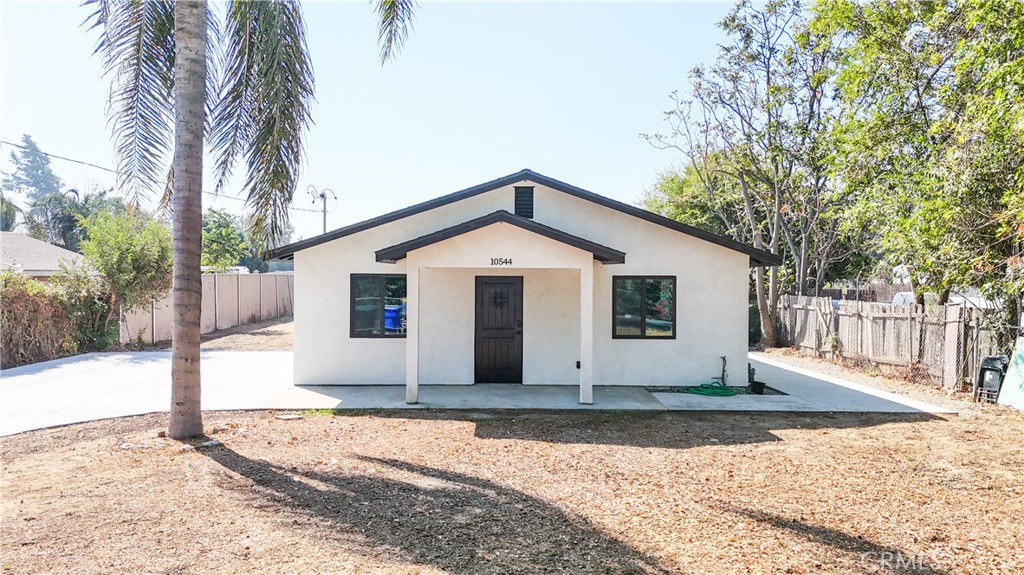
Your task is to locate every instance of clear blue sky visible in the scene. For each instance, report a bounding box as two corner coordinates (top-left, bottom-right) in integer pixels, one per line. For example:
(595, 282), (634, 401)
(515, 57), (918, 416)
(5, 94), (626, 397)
(1, 1), (735, 242)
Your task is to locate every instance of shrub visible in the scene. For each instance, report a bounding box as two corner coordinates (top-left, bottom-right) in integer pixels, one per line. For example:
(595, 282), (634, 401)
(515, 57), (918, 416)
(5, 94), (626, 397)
(0, 271), (74, 368)
(52, 263), (119, 352)
(80, 210), (172, 313)
(1, 210), (171, 367)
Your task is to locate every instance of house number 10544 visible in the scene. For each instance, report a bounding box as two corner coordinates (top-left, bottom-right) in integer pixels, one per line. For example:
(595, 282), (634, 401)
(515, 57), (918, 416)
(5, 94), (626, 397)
(490, 258), (512, 266)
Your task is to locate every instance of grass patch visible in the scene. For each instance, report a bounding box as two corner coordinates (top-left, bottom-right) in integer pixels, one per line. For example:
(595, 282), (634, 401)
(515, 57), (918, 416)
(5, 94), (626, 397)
(299, 408), (385, 417)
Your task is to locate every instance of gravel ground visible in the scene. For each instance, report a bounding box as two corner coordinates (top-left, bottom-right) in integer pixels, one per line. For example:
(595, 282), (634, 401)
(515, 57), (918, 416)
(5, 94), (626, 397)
(2, 405), (1022, 574)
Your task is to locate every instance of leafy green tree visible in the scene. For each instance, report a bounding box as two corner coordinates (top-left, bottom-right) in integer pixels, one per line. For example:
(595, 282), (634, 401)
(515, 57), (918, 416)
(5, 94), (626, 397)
(1, 134), (63, 203)
(813, 0), (961, 302)
(79, 210), (172, 314)
(645, 0), (861, 344)
(24, 188), (126, 251)
(237, 247), (268, 273)
(201, 208), (246, 272)
(943, 0), (1024, 330)
(642, 163), (748, 241)
(87, 0), (416, 438)
(24, 192), (76, 246)
(237, 216), (292, 272)
(813, 0), (1024, 315)
(0, 194), (18, 231)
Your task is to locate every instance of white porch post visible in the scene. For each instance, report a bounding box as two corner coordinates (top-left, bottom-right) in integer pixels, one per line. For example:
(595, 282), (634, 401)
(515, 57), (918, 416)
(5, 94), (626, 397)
(405, 265), (420, 404)
(579, 262), (594, 404)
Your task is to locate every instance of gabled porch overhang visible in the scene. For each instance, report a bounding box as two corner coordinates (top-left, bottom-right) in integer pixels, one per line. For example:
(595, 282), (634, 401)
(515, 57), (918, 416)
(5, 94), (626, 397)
(375, 210), (626, 264)
(375, 210), (626, 406)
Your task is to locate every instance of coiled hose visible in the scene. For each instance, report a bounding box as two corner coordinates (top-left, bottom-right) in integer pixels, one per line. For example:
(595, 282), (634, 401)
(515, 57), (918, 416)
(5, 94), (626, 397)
(686, 356), (739, 396)
(685, 383), (739, 396)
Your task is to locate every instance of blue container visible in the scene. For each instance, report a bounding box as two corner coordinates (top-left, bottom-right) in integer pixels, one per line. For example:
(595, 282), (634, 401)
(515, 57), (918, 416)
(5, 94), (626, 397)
(384, 305), (403, 332)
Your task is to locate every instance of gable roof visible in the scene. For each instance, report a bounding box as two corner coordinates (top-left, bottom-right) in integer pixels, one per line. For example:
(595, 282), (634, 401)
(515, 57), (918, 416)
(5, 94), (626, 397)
(376, 210), (626, 264)
(268, 169), (782, 266)
(0, 232), (85, 276)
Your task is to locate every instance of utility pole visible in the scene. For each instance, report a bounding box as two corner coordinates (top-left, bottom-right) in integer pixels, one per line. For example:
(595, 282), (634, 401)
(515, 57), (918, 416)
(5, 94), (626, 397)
(308, 185), (337, 234)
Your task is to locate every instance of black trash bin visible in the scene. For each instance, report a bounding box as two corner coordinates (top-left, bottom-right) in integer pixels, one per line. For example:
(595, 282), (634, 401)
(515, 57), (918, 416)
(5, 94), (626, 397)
(747, 363), (766, 395)
(974, 355), (1009, 404)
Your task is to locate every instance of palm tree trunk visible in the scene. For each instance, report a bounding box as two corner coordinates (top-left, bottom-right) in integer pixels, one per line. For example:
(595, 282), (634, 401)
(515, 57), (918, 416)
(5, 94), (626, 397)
(168, 0), (207, 439)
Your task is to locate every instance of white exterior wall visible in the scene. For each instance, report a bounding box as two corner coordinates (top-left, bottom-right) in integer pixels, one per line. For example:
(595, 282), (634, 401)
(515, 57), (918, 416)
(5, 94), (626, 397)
(293, 179), (750, 388)
(410, 224), (587, 386)
(417, 267), (581, 385)
(531, 184), (749, 386)
(294, 192), (514, 386)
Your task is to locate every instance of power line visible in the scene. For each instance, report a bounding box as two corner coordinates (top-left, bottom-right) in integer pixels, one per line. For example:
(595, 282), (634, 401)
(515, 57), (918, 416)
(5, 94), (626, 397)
(0, 138), (322, 213)
(1, 139), (119, 175)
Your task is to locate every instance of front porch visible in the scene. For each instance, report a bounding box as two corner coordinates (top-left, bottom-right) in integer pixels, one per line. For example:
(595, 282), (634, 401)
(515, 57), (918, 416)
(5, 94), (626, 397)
(376, 212), (626, 405)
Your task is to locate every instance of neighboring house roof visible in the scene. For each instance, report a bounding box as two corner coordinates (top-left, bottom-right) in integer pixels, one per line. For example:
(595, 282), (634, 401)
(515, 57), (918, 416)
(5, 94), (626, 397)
(0, 232), (85, 276)
(268, 169), (783, 266)
(375, 210), (627, 264)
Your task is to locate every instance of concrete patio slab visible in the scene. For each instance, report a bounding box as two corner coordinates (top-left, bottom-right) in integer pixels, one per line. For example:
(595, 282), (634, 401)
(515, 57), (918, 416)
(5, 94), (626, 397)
(1, 350), (954, 436)
(651, 390), (820, 411)
(275, 384), (668, 411)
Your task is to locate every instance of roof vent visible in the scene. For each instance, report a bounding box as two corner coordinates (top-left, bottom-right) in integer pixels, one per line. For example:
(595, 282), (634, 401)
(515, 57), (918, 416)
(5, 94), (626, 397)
(514, 186), (534, 219)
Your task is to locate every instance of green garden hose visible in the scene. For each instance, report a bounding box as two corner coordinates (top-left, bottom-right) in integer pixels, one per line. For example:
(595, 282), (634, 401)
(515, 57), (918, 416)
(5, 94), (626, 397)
(685, 356), (739, 396)
(685, 383), (739, 396)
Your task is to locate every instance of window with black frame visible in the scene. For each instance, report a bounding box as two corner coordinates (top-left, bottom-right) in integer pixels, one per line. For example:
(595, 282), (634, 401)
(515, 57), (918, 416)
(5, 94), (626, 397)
(351, 274), (407, 338)
(612, 276), (676, 339)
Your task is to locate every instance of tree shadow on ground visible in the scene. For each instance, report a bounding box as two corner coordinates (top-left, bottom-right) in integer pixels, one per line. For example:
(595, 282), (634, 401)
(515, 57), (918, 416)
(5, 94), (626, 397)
(718, 503), (948, 574)
(203, 446), (671, 574)
(329, 410), (944, 450)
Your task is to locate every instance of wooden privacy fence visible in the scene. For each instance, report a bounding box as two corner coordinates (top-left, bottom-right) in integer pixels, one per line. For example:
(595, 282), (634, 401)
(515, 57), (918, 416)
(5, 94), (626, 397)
(777, 295), (998, 390)
(120, 272), (294, 345)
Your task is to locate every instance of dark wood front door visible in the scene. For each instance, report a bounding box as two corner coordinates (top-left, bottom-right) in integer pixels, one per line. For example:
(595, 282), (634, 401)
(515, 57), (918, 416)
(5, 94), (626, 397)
(475, 276), (523, 383)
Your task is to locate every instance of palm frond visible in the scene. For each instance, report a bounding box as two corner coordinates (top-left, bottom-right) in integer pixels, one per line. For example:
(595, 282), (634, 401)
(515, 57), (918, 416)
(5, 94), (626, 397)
(158, 165), (174, 214)
(85, 0), (176, 205)
(374, 0), (417, 64)
(204, 2), (225, 142)
(212, 0), (314, 251)
(210, 0), (257, 195)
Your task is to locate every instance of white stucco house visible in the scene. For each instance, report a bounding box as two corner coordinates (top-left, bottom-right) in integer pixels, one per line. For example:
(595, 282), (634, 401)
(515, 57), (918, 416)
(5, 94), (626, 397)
(269, 169), (780, 404)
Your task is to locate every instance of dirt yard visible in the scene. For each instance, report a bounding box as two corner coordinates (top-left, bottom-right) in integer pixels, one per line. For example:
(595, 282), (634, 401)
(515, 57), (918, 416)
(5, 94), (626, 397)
(153, 317), (295, 351)
(4, 324), (1022, 573)
(3, 403), (1022, 574)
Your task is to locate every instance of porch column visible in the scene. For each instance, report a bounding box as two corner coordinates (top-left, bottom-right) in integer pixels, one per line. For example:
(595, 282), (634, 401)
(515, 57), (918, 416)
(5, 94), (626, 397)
(405, 265), (420, 403)
(579, 262), (594, 404)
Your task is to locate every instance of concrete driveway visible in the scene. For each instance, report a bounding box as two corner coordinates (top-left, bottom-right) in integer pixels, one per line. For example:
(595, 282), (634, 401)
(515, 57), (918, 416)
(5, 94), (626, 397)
(0, 351), (953, 436)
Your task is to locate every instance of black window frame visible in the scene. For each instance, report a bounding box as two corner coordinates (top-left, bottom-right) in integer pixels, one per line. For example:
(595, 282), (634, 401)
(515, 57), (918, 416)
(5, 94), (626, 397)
(350, 273), (407, 339)
(611, 275), (677, 339)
